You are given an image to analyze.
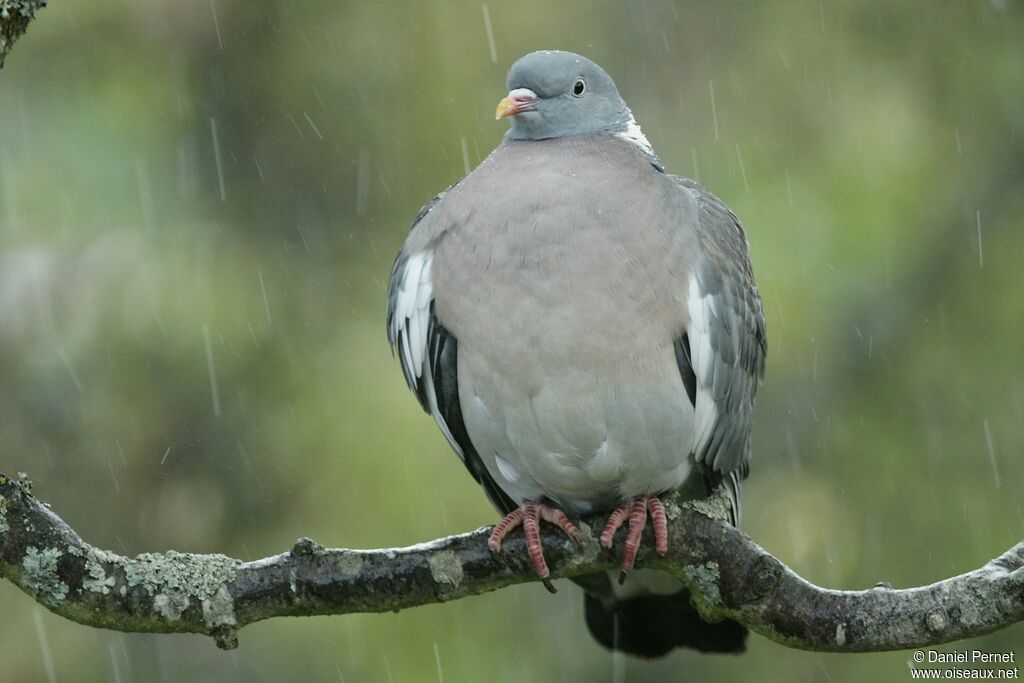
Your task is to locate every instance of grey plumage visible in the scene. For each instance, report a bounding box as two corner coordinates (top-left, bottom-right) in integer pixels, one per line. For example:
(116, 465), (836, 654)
(679, 176), (767, 478)
(386, 51), (766, 658)
(504, 51), (634, 142)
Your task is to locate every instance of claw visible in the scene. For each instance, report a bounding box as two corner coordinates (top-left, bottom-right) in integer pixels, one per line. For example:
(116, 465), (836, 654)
(601, 495), (670, 581)
(487, 500), (580, 590)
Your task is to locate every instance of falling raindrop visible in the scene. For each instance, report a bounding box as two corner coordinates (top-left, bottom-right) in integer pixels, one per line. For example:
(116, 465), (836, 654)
(210, 0), (224, 50)
(735, 143), (749, 193)
(286, 113), (306, 139)
(811, 337), (818, 382)
(33, 610), (56, 683)
(612, 633), (626, 683)
(203, 325), (222, 416)
(107, 459), (120, 494)
(109, 643), (123, 683)
(983, 418), (1000, 488)
(258, 270), (272, 324)
(460, 137), (472, 176)
(975, 210), (983, 268)
(433, 642), (445, 683)
(210, 118), (227, 202)
(481, 4), (497, 64)
(303, 112), (325, 140)
(708, 79), (719, 140)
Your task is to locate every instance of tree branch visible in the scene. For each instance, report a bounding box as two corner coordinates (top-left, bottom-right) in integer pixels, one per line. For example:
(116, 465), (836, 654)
(0, 0), (46, 68)
(1, 472), (1022, 651)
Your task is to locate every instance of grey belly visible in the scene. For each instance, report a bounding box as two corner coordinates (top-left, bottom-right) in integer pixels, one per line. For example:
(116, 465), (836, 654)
(428, 137), (699, 512)
(456, 341), (696, 514)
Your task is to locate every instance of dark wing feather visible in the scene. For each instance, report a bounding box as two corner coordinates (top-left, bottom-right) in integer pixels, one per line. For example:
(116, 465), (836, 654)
(387, 185), (516, 515)
(670, 176), (767, 523)
(428, 313), (517, 513)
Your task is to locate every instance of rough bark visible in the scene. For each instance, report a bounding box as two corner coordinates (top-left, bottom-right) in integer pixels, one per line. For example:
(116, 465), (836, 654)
(0, 0), (46, 68)
(2, 472), (1022, 651)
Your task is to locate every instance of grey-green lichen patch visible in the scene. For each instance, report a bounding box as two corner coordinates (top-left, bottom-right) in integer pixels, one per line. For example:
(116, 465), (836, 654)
(835, 622), (846, 646)
(154, 590), (191, 621)
(681, 560), (723, 611)
(336, 551), (364, 576)
(21, 546), (68, 607)
(201, 585), (237, 629)
(429, 550), (464, 593)
(926, 609), (948, 634)
(683, 487), (732, 522)
(87, 546), (121, 568)
(0, 493), (9, 535)
(662, 497), (683, 522)
(122, 550), (238, 599)
(82, 556), (116, 595)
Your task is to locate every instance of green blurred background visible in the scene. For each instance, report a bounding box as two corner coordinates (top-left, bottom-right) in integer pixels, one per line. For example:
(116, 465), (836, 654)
(1, 1), (1022, 681)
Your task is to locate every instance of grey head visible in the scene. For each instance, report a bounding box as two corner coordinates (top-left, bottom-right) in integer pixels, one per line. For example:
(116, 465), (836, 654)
(496, 51), (636, 141)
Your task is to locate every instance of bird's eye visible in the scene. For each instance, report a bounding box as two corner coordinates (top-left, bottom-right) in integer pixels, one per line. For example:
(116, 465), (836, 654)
(572, 78), (586, 97)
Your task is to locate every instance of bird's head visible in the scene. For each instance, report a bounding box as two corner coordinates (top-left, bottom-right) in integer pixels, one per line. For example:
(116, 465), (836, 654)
(496, 51), (634, 141)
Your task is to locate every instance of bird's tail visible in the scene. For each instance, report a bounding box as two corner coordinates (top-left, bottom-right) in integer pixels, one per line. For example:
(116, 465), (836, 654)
(581, 585), (747, 658)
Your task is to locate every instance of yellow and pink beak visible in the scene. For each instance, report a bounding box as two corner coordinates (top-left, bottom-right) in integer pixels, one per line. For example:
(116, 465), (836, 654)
(495, 88), (539, 119)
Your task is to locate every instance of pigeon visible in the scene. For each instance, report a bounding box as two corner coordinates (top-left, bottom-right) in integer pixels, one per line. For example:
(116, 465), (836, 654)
(387, 50), (766, 658)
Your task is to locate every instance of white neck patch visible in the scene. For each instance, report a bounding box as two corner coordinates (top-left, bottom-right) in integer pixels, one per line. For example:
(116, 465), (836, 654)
(614, 112), (656, 159)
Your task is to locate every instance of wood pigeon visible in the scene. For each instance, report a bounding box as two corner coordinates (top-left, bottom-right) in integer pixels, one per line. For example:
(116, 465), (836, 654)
(387, 50), (766, 657)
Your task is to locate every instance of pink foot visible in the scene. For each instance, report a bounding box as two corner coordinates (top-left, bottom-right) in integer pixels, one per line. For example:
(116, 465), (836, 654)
(599, 496), (669, 582)
(488, 500), (580, 593)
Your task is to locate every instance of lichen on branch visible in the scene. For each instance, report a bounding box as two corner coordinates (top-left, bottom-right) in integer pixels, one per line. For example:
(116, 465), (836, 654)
(2, 472), (1022, 652)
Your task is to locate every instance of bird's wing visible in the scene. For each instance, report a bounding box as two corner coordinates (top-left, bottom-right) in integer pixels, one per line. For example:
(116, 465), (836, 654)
(386, 184), (517, 513)
(671, 176), (767, 523)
